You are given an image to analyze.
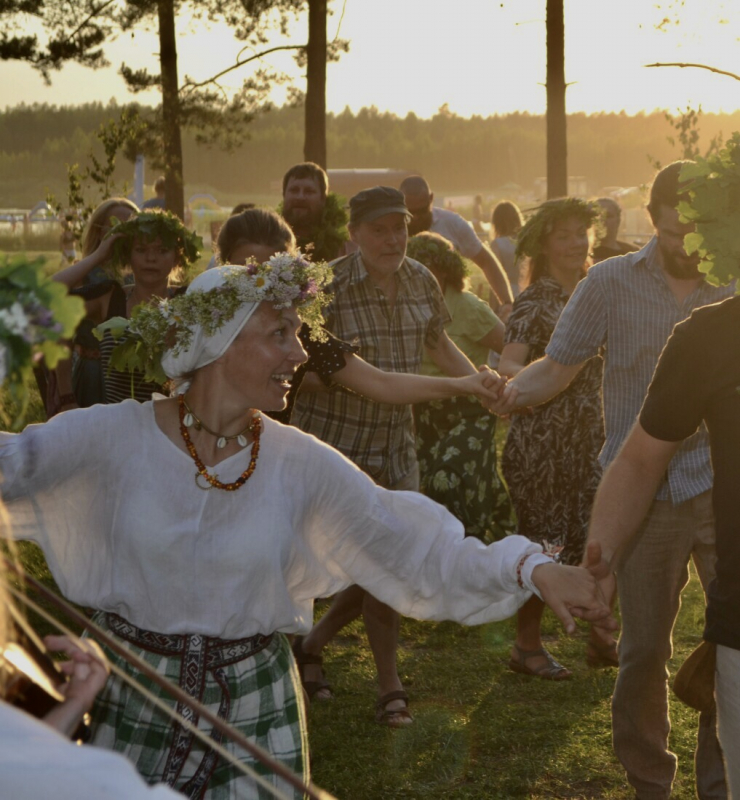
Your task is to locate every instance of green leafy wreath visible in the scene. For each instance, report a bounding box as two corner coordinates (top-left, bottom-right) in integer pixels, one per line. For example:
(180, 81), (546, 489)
(106, 210), (203, 282)
(515, 198), (602, 261)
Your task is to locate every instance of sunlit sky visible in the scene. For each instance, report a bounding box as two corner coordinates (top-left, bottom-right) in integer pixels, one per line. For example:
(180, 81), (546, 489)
(3, 0), (740, 117)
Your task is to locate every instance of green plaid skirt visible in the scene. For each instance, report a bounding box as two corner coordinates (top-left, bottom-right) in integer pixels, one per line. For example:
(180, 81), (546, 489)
(87, 612), (308, 800)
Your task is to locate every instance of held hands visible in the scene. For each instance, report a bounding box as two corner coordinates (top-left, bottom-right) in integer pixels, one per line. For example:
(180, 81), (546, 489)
(486, 378), (520, 416)
(581, 541), (617, 613)
(530, 561), (618, 636)
(463, 366), (507, 406)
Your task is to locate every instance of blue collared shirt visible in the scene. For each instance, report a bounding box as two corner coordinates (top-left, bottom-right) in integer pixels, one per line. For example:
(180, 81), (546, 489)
(546, 237), (734, 503)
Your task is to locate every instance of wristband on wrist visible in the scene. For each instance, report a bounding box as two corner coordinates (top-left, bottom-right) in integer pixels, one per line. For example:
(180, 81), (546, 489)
(516, 553), (533, 590)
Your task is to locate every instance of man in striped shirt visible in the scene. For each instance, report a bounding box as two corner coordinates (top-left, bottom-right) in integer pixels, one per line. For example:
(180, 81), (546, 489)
(493, 162), (731, 800)
(294, 186), (480, 726)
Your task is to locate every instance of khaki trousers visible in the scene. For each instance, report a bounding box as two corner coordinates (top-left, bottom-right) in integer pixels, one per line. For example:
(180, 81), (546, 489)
(613, 490), (727, 800)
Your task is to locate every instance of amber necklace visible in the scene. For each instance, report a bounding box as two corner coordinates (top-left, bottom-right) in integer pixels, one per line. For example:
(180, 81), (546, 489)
(178, 394), (261, 492)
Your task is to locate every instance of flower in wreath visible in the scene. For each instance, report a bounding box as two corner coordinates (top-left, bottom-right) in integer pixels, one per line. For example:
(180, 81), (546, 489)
(96, 252), (332, 387)
(0, 256), (85, 428)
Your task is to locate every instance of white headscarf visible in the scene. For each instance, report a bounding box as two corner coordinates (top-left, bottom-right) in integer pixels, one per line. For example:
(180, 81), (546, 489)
(160, 265), (259, 393)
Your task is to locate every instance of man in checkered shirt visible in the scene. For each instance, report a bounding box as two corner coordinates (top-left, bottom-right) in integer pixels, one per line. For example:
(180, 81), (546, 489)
(294, 186), (481, 727)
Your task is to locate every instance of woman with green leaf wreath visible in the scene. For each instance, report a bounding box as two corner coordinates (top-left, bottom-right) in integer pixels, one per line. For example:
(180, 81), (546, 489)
(499, 198), (617, 680)
(1, 252), (615, 797)
(409, 232), (516, 544)
(52, 210), (202, 406)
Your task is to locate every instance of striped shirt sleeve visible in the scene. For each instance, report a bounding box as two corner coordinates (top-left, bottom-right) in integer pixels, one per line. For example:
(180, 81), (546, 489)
(545, 269), (607, 365)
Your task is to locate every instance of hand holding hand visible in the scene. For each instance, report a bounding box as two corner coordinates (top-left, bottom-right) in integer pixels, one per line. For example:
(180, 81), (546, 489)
(484, 378), (519, 417)
(463, 367), (506, 406)
(531, 561), (617, 636)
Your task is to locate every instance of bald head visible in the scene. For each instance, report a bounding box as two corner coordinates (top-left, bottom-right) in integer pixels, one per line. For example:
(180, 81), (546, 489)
(597, 197), (621, 243)
(400, 175), (433, 235)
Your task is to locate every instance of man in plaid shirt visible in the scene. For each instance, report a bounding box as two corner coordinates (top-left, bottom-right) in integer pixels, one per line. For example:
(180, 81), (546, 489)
(294, 186), (480, 726)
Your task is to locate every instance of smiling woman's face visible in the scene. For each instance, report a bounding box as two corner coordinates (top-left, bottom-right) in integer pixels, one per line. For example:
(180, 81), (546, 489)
(543, 216), (590, 274)
(215, 303), (308, 411)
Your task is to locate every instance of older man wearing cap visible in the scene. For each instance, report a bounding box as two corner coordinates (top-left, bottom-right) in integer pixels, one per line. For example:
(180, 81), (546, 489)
(293, 186), (482, 726)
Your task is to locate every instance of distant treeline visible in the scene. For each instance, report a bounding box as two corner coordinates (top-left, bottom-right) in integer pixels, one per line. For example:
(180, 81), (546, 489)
(1, 101), (738, 207)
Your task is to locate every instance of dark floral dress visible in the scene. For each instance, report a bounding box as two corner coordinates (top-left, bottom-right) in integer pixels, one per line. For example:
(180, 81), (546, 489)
(416, 395), (516, 543)
(501, 276), (604, 565)
(415, 287), (516, 544)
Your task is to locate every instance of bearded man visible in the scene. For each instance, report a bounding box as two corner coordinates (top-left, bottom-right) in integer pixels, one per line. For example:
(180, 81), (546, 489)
(491, 161), (731, 800)
(280, 162), (349, 262)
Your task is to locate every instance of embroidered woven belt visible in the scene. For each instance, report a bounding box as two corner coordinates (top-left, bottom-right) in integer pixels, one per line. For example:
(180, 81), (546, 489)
(103, 612), (275, 796)
(104, 612), (273, 667)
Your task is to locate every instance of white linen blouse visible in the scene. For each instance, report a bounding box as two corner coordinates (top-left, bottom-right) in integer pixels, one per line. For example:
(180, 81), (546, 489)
(0, 400), (550, 639)
(0, 702), (180, 799)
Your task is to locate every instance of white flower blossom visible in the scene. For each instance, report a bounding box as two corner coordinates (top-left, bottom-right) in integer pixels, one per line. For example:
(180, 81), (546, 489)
(0, 302), (30, 336)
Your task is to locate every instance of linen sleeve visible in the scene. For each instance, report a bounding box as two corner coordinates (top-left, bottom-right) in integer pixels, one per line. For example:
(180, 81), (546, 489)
(288, 437), (550, 624)
(545, 270), (608, 365)
(639, 316), (707, 442)
(0, 410), (92, 502)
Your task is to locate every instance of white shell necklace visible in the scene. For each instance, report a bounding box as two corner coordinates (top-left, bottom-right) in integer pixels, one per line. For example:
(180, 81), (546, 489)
(181, 397), (256, 449)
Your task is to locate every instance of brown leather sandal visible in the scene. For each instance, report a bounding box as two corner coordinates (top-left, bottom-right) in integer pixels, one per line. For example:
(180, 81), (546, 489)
(291, 636), (333, 701)
(375, 690), (414, 727)
(508, 644), (572, 680)
(586, 639), (619, 668)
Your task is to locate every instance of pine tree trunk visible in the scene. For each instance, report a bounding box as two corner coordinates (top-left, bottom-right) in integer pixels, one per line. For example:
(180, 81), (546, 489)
(546, 0), (567, 199)
(157, 0), (185, 219)
(304, 0), (327, 167)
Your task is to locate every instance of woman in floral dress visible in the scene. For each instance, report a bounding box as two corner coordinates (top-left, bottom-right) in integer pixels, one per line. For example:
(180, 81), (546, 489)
(410, 233), (515, 543)
(500, 198), (616, 679)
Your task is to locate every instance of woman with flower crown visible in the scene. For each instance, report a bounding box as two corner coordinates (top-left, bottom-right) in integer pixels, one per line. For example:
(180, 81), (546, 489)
(0, 251), (614, 798)
(51, 209), (201, 408)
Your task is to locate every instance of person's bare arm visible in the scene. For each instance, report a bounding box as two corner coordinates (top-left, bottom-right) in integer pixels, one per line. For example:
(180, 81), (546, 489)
(52, 235), (120, 289)
(497, 342), (530, 378)
(585, 422), (680, 573)
(334, 352), (504, 405)
(424, 330), (477, 378)
(471, 245), (514, 308)
(491, 354), (584, 415)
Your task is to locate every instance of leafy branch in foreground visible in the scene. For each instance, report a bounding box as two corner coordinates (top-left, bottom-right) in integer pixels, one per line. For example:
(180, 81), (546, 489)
(679, 133), (740, 288)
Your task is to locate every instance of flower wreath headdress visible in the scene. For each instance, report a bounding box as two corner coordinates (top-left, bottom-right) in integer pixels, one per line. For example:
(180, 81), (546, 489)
(96, 252), (332, 386)
(0, 256), (85, 428)
(515, 198), (603, 261)
(106, 210), (203, 283)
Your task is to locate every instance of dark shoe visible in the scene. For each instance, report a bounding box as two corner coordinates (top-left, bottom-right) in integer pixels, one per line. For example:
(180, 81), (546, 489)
(291, 636), (333, 701)
(508, 644), (572, 680)
(586, 639), (619, 669)
(375, 690), (413, 727)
